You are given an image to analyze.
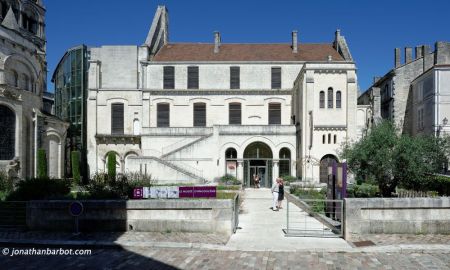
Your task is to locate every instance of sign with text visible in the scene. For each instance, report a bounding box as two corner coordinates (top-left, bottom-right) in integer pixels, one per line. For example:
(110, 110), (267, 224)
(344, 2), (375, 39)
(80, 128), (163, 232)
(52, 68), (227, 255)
(179, 186), (216, 198)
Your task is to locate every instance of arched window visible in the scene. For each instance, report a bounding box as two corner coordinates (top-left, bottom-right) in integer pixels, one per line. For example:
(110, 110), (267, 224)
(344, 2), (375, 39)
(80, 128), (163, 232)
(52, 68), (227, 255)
(21, 6), (39, 34)
(22, 73), (29, 90)
(322, 134), (326, 144)
(225, 147), (238, 178)
(0, 105), (15, 160)
(279, 148), (291, 177)
(334, 134), (337, 144)
(319, 91), (325, 108)
(328, 133), (331, 144)
(225, 148), (237, 159)
(157, 103), (170, 127)
(229, 103), (241, 125)
(12, 70), (18, 87)
(193, 102), (206, 127)
(327, 87), (333, 108)
(336, 91), (342, 108)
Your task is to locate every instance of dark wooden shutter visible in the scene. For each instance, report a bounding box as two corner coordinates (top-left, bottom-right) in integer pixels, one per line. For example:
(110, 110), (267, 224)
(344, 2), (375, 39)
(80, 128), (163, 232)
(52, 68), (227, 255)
(336, 91), (342, 108)
(187, 66), (199, 89)
(229, 103), (241, 125)
(268, 103), (281, 125)
(230, 67), (240, 89)
(163, 66), (175, 89)
(271, 67), (281, 89)
(327, 88), (333, 108)
(320, 91), (325, 108)
(157, 103), (170, 127)
(111, 103), (124, 135)
(193, 103), (206, 127)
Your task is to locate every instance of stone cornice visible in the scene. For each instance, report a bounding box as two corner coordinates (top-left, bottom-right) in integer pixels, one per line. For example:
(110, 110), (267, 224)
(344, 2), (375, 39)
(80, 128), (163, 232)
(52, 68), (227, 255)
(314, 125), (347, 131)
(144, 89), (292, 95)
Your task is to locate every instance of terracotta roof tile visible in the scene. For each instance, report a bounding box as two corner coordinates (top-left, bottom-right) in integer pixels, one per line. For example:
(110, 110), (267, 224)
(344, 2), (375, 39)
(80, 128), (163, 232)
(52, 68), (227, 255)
(152, 43), (344, 62)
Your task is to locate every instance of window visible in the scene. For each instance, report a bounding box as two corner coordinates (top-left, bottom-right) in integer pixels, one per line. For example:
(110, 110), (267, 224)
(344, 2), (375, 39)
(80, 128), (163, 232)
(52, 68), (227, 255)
(12, 70), (18, 87)
(328, 133), (331, 144)
(319, 91), (325, 108)
(279, 148), (291, 177)
(336, 91), (342, 108)
(111, 103), (124, 135)
(268, 103), (281, 125)
(0, 105), (15, 160)
(229, 103), (241, 125)
(163, 66), (175, 89)
(271, 67), (281, 89)
(327, 87), (333, 108)
(225, 148), (237, 159)
(157, 103), (170, 127)
(22, 74), (29, 91)
(193, 102), (206, 127)
(334, 135), (337, 144)
(187, 66), (199, 89)
(322, 134), (326, 144)
(230, 66), (240, 89)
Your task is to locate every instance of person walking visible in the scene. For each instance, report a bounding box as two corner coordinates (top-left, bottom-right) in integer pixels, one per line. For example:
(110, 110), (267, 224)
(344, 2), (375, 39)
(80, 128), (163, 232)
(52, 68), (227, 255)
(270, 178), (280, 211)
(277, 178), (284, 209)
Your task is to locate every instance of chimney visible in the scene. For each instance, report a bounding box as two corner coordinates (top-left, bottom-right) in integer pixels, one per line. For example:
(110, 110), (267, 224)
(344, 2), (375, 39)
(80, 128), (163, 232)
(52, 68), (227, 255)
(214, 31), (221, 53)
(334, 29), (341, 51)
(415, 46), (423, 59)
(292, 30), (298, 53)
(405, 47), (412, 64)
(394, 48), (401, 68)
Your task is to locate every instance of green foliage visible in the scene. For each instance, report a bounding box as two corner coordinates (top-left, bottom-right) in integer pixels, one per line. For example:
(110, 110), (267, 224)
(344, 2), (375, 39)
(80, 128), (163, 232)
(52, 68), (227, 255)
(37, 149), (47, 179)
(280, 175), (296, 186)
(7, 178), (71, 201)
(71, 151), (81, 184)
(347, 183), (380, 198)
(0, 170), (13, 193)
(107, 152), (116, 182)
(217, 185), (241, 190)
(85, 172), (156, 199)
(290, 186), (326, 200)
(341, 120), (450, 197)
(220, 174), (241, 185)
(422, 175), (450, 196)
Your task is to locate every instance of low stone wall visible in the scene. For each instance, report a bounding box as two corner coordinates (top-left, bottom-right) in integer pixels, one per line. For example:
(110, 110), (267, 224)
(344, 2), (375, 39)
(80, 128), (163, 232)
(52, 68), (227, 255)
(27, 198), (237, 236)
(344, 197), (450, 239)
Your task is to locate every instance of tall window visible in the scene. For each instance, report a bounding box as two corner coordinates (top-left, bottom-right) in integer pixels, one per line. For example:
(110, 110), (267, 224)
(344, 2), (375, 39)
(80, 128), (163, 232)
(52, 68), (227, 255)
(334, 135), (337, 144)
(268, 103), (281, 125)
(12, 70), (18, 87)
(322, 134), (326, 144)
(319, 91), (325, 108)
(230, 66), (240, 89)
(187, 66), (199, 89)
(111, 103), (124, 135)
(193, 102), (206, 127)
(336, 91), (342, 108)
(0, 105), (15, 160)
(271, 67), (281, 89)
(163, 66), (175, 89)
(328, 133), (331, 144)
(229, 103), (241, 125)
(327, 87), (333, 108)
(157, 103), (170, 127)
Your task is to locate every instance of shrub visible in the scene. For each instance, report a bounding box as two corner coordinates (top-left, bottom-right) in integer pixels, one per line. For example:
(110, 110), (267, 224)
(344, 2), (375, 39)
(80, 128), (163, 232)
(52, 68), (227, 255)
(0, 170), (14, 193)
(425, 175), (450, 196)
(220, 174), (241, 185)
(107, 152), (116, 182)
(71, 151), (81, 184)
(7, 178), (71, 201)
(347, 183), (380, 198)
(280, 175), (296, 186)
(37, 149), (47, 179)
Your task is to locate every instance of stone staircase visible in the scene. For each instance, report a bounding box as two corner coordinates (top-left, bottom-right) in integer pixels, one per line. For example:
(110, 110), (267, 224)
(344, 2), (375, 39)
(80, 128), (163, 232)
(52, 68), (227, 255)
(148, 156), (208, 183)
(161, 133), (213, 159)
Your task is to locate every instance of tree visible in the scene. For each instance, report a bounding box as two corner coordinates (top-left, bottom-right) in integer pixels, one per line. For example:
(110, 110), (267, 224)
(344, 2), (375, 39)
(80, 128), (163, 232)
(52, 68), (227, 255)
(37, 149), (47, 179)
(71, 150), (81, 184)
(107, 152), (117, 182)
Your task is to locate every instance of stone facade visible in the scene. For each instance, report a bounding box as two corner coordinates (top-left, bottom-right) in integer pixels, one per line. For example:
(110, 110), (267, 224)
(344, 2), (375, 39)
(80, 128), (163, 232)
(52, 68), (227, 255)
(359, 42), (450, 136)
(86, 5), (363, 185)
(0, 0), (68, 179)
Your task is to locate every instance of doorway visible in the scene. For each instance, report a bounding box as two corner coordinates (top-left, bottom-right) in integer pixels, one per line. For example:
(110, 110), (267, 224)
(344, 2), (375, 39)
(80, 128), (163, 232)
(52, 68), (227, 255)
(243, 142), (273, 188)
(249, 163), (267, 188)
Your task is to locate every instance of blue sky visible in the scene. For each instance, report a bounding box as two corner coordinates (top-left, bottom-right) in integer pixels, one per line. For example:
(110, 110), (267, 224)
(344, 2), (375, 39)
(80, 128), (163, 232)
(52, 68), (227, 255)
(46, 0), (450, 92)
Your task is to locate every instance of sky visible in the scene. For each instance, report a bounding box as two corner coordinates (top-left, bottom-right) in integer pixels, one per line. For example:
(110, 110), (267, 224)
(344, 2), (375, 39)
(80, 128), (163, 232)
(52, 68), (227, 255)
(45, 0), (450, 93)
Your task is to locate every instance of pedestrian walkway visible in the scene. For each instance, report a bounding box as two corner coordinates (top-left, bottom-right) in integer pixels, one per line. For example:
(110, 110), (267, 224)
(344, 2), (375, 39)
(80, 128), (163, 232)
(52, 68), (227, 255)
(225, 188), (351, 251)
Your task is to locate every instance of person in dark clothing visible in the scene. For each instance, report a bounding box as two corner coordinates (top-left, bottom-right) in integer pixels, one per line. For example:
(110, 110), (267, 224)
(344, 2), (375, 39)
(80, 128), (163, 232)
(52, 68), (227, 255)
(277, 179), (284, 209)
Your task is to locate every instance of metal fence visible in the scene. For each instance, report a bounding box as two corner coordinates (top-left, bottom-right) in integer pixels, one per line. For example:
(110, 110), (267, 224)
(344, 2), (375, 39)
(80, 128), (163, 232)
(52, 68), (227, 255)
(284, 193), (343, 238)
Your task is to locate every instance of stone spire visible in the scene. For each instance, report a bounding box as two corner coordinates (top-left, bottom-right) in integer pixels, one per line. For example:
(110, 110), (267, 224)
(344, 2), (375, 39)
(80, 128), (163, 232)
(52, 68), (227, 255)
(1, 7), (19, 31)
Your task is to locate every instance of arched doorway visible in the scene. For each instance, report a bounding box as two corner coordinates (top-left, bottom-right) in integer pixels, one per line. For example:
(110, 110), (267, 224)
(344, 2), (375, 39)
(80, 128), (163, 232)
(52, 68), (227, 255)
(279, 148), (291, 177)
(225, 148), (237, 178)
(0, 105), (15, 160)
(243, 142), (273, 188)
(320, 154), (338, 184)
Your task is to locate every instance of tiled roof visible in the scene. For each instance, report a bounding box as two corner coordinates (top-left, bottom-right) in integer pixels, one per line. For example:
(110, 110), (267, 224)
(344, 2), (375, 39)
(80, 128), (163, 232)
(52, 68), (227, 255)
(152, 43), (344, 62)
